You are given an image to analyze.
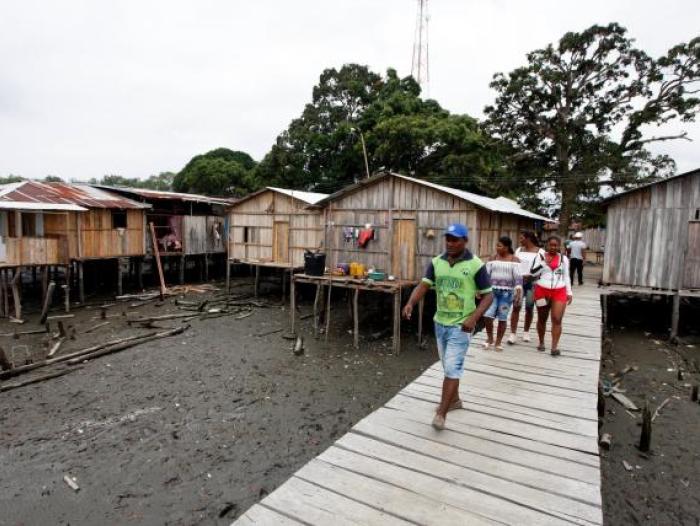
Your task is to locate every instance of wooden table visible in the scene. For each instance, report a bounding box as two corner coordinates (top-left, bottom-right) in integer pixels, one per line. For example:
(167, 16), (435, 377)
(291, 274), (420, 354)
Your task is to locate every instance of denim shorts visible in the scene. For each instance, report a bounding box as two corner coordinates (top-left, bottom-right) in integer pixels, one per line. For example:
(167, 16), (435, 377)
(522, 282), (535, 310)
(484, 288), (514, 322)
(434, 322), (471, 379)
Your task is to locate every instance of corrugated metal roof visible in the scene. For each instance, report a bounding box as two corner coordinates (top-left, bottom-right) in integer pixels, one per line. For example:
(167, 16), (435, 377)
(0, 181), (150, 210)
(92, 185), (235, 206)
(315, 172), (551, 222)
(0, 201), (87, 212)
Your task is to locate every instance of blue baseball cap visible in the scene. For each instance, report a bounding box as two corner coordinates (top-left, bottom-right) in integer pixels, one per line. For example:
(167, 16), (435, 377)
(444, 223), (469, 239)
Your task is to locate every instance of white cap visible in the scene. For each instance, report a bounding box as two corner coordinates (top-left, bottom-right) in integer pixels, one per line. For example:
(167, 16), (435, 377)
(574, 232), (583, 238)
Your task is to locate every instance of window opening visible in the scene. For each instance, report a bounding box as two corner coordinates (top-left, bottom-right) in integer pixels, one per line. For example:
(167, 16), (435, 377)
(112, 211), (127, 229)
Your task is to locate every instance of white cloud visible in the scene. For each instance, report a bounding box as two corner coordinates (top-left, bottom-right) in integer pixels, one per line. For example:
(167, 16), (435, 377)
(0, 0), (698, 179)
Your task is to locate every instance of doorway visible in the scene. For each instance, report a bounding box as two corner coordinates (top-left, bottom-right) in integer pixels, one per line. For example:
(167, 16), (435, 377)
(392, 219), (416, 280)
(273, 221), (289, 263)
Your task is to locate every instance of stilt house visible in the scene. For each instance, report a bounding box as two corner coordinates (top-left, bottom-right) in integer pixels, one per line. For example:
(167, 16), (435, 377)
(227, 187), (328, 268)
(314, 172), (550, 281)
(603, 168), (700, 292)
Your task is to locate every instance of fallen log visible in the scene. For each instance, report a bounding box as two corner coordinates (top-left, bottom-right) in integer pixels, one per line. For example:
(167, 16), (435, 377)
(651, 397), (672, 422)
(39, 281), (56, 324)
(127, 312), (199, 324)
(611, 392), (639, 411)
(83, 321), (110, 334)
(0, 366), (82, 393)
(47, 314), (75, 321)
(66, 325), (188, 365)
(47, 337), (66, 358)
(0, 332), (157, 380)
(1, 328), (48, 338)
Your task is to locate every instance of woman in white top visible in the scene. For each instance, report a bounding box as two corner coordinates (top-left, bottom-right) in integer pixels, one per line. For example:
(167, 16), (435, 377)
(508, 231), (544, 344)
(530, 236), (573, 356)
(483, 236), (522, 351)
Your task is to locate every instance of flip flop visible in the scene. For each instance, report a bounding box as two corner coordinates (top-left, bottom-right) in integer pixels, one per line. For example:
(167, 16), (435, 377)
(537, 344), (546, 352)
(551, 349), (561, 356)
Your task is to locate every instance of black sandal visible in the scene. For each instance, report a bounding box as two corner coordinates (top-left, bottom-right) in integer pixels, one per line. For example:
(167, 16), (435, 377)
(550, 349), (561, 356)
(537, 344), (546, 352)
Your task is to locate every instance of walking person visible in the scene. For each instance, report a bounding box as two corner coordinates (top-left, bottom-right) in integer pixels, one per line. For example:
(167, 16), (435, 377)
(508, 231), (544, 344)
(483, 236), (522, 351)
(531, 236), (573, 356)
(568, 232), (586, 286)
(402, 223), (493, 430)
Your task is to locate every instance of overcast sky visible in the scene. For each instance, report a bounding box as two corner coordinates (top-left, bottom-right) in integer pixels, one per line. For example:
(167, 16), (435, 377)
(1, 0), (698, 181)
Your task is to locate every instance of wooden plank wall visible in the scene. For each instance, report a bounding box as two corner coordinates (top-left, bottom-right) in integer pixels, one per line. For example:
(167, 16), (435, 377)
(77, 209), (145, 259)
(228, 190), (324, 266)
(604, 173), (700, 290)
(326, 176), (538, 280)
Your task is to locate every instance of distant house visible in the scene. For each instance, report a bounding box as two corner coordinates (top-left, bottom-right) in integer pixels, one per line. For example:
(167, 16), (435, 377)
(93, 186), (233, 282)
(227, 187), (328, 268)
(314, 172), (550, 282)
(603, 168), (700, 292)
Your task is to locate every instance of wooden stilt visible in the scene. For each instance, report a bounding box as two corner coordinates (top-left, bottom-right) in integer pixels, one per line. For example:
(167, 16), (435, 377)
(225, 258), (231, 292)
(290, 275), (296, 334)
(11, 268), (22, 321)
(116, 259), (123, 296)
(324, 281), (332, 342)
(254, 265), (260, 298)
(78, 261), (85, 303)
(204, 254), (209, 282)
(178, 255), (185, 284)
(63, 264), (71, 312)
(353, 288), (359, 349)
(671, 293), (680, 342)
(39, 281), (56, 324)
(0, 270), (5, 318)
(1, 270), (8, 318)
(639, 400), (652, 452)
(281, 269), (287, 299)
(393, 290), (401, 355)
(418, 297), (424, 347)
(313, 284), (322, 337)
(32, 267), (37, 289)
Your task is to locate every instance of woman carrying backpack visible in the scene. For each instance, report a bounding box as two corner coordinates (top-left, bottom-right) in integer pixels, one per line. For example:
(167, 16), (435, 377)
(531, 236), (573, 356)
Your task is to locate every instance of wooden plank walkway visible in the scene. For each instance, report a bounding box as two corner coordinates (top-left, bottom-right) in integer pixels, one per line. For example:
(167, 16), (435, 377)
(234, 283), (603, 525)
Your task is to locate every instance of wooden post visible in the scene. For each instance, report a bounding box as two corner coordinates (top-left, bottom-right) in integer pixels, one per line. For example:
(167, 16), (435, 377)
(313, 284), (322, 337)
(290, 275), (296, 334)
(179, 255), (185, 284)
(0, 270), (5, 318)
(39, 281), (56, 324)
(418, 297), (424, 347)
(204, 253), (209, 282)
(0, 345), (11, 371)
(64, 265), (71, 312)
(116, 259), (123, 296)
(393, 289), (401, 354)
(639, 400), (652, 452)
(324, 281), (332, 342)
(353, 288), (359, 349)
(10, 268), (22, 321)
(78, 261), (85, 303)
(254, 265), (260, 298)
(149, 222), (166, 300)
(1, 270), (8, 318)
(691, 385), (698, 402)
(671, 293), (680, 342)
(281, 269), (287, 299)
(225, 258), (231, 292)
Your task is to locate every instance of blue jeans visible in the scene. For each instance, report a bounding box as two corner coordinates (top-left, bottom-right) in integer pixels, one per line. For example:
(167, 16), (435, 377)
(485, 288), (514, 322)
(434, 322), (471, 379)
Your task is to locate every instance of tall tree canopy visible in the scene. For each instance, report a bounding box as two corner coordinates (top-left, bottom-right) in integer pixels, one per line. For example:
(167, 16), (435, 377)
(485, 23), (700, 231)
(173, 148), (257, 196)
(256, 65), (503, 195)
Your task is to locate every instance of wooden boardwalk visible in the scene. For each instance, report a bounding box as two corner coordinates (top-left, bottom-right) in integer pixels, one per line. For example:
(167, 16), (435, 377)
(234, 283), (603, 525)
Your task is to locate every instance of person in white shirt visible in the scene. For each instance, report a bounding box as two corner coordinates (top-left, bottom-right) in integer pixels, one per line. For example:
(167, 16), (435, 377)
(568, 232), (587, 286)
(508, 231), (544, 344)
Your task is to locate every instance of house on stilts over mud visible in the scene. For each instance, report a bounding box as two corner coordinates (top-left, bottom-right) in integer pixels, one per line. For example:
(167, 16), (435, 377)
(0, 180), (150, 318)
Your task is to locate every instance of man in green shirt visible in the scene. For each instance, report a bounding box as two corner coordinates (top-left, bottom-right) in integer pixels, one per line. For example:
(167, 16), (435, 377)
(403, 223), (493, 430)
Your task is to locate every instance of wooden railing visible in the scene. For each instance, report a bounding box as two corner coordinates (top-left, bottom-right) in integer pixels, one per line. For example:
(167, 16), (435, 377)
(0, 236), (66, 266)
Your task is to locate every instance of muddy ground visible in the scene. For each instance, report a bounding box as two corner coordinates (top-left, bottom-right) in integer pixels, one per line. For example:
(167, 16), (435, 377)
(600, 294), (700, 525)
(0, 277), (435, 525)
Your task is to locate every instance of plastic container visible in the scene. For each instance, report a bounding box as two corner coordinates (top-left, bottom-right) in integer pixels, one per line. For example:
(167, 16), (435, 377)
(368, 271), (386, 281)
(304, 251), (326, 276)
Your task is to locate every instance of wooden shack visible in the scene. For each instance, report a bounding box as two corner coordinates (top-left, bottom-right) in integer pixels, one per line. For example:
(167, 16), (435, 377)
(315, 172), (549, 281)
(0, 180), (150, 315)
(226, 187), (328, 292)
(603, 168), (700, 337)
(93, 186), (232, 282)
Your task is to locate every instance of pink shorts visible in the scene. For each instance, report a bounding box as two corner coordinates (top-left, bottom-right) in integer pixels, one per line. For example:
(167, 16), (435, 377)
(534, 285), (568, 304)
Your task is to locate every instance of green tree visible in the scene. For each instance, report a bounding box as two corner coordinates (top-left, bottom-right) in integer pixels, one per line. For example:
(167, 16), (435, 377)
(484, 24), (700, 231)
(43, 175), (63, 182)
(173, 148), (257, 196)
(0, 175), (25, 184)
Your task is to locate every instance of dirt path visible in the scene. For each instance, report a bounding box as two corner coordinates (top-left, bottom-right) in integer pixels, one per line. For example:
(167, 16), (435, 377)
(0, 281), (434, 525)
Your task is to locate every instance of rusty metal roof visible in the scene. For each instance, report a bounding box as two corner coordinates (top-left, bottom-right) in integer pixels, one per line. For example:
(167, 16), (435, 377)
(92, 185), (235, 206)
(0, 181), (150, 210)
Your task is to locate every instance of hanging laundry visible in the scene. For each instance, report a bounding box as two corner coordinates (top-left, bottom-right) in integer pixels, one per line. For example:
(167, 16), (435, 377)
(358, 227), (374, 248)
(343, 227), (354, 243)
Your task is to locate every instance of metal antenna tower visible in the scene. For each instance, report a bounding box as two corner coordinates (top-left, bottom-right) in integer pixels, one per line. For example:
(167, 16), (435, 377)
(411, 0), (430, 95)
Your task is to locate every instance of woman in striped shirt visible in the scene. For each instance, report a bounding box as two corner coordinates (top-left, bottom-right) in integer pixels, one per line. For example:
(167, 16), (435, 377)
(483, 236), (523, 351)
